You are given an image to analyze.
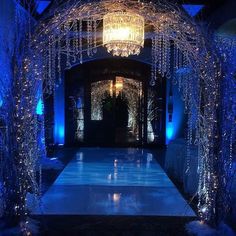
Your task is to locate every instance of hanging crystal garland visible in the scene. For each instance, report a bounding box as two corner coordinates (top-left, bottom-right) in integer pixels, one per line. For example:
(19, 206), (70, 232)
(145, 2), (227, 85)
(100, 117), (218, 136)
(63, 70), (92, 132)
(158, 32), (163, 75)
(165, 36), (171, 79)
(57, 32), (62, 84)
(150, 35), (158, 86)
(87, 19), (93, 57)
(48, 35), (53, 90)
(151, 27), (171, 85)
(185, 111), (192, 174)
(73, 20), (78, 63)
(65, 21), (71, 69)
(92, 20), (97, 54)
(51, 33), (56, 86)
(79, 19), (83, 64)
(42, 52), (48, 93)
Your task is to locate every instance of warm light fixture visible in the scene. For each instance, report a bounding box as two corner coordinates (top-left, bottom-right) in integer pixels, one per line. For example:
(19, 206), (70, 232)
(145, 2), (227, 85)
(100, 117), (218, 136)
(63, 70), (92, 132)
(110, 77), (124, 96)
(103, 11), (144, 57)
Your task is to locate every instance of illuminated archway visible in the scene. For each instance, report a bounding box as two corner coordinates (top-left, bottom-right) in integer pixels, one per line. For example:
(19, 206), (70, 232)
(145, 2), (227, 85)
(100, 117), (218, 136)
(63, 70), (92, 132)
(6, 0), (232, 229)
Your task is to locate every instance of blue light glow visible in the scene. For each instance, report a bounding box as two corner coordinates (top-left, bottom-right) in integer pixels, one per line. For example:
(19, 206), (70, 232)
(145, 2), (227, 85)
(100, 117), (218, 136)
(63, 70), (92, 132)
(58, 127), (64, 139)
(182, 4), (204, 17)
(54, 81), (65, 145)
(0, 94), (3, 108)
(166, 78), (185, 144)
(166, 124), (174, 140)
(36, 98), (44, 115)
(36, 1), (51, 14)
(54, 124), (65, 145)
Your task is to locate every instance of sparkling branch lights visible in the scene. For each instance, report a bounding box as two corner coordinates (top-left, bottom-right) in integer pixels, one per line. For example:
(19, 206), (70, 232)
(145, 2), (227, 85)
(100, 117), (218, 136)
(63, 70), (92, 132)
(1, 0), (234, 231)
(103, 11), (144, 57)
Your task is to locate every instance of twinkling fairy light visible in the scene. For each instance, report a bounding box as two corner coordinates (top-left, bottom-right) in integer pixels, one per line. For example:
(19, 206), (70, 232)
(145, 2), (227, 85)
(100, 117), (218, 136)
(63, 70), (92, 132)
(0, 0), (234, 232)
(0, 3), (44, 235)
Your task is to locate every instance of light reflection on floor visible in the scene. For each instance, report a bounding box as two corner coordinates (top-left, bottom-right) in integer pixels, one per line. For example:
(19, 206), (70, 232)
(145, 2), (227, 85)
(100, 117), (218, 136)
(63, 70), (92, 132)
(34, 148), (195, 216)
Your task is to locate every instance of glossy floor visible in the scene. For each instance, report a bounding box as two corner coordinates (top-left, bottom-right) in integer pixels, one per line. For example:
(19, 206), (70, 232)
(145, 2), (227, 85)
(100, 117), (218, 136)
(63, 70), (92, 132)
(34, 148), (195, 216)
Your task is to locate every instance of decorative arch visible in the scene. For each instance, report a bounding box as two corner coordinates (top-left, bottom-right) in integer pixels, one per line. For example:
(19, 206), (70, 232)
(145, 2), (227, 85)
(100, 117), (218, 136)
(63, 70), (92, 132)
(4, 0), (232, 230)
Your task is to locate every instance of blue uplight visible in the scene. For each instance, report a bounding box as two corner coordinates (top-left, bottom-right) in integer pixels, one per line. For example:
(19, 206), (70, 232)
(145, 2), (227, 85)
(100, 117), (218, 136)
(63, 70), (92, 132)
(166, 77), (185, 144)
(54, 126), (65, 146)
(182, 4), (204, 17)
(166, 124), (174, 141)
(54, 81), (65, 145)
(36, 98), (44, 115)
(58, 127), (64, 139)
(36, 1), (51, 14)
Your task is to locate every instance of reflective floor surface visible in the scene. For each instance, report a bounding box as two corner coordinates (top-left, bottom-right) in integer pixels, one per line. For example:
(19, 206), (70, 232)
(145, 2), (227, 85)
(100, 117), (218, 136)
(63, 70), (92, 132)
(33, 148), (195, 216)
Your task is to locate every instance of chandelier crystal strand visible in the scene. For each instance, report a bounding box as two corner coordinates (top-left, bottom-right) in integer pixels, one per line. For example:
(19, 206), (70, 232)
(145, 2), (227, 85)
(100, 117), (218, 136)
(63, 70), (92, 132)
(103, 11), (144, 57)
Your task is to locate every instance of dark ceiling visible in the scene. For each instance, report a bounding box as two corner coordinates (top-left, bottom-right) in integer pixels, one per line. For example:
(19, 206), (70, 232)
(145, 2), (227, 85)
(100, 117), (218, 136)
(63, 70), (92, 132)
(19, 0), (227, 22)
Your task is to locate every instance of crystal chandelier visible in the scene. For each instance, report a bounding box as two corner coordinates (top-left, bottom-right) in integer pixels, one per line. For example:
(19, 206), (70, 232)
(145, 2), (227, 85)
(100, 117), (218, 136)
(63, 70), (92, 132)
(103, 11), (144, 57)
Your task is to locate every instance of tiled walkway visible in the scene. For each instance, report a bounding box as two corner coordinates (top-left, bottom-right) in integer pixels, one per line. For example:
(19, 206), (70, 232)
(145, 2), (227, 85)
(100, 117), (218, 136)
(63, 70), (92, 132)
(34, 148), (195, 217)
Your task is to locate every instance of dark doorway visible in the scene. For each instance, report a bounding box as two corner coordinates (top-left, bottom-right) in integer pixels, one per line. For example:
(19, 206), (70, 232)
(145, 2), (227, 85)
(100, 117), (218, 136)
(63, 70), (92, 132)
(90, 77), (143, 145)
(65, 59), (166, 147)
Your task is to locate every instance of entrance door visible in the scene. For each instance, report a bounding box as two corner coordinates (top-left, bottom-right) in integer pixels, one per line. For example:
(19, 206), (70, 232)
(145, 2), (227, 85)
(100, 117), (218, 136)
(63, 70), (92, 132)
(88, 77), (143, 145)
(64, 58), (166, 147)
